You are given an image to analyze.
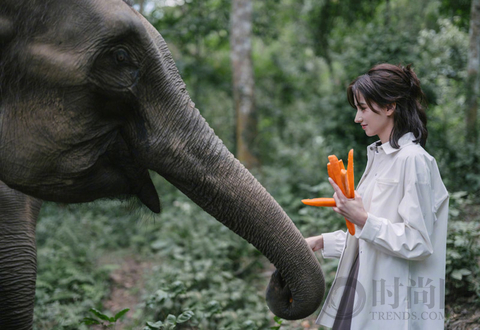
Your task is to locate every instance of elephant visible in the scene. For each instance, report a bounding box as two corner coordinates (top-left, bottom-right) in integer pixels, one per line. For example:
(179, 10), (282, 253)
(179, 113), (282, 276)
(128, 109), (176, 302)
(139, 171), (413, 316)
(0, 0), (325, 328)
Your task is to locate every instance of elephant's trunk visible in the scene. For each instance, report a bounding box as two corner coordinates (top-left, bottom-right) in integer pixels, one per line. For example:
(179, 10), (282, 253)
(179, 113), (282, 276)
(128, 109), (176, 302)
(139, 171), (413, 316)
(135, 15), (325, 319)
(143, 101), (325, 319)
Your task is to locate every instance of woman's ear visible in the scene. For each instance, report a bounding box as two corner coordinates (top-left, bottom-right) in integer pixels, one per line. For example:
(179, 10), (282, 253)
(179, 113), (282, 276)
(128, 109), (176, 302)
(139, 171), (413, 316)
(386, 103), (396, 116)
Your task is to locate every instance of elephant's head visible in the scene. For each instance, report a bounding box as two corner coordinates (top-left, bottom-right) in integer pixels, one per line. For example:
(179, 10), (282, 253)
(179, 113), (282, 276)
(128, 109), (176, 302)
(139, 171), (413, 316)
(0, 0), (324, 319)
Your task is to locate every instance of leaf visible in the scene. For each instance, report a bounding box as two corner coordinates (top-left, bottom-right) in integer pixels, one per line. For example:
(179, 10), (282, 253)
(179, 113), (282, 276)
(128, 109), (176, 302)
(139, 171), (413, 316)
(114, 308), (130, 321)
(170, 281), (186, 294)
(176, 311), (194, 323)
(273, 316), (283, 325)
(89, 308), (113, 322)
(449, 208), (460, 217)
(165, 314), (177, 325)
(448, 250), (462, 259)
(80, 317), (101, 325)
(460, 268), (472, 276)
(154, 289), (170, 303)
(205, 300), (221, 314)
(242, 320), (256, 329)
(451, 269), (472, 280)
(146, 321), (163, 329)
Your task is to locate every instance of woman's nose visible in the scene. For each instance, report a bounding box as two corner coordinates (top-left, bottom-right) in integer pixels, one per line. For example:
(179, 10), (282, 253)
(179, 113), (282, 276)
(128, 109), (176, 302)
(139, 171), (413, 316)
(354, 110), (362, 123)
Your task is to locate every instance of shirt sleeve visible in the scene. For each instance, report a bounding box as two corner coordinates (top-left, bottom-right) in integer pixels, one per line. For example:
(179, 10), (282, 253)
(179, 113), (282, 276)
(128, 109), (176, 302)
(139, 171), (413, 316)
(321, 230), (347, 259)
(354, 154), (437, 261)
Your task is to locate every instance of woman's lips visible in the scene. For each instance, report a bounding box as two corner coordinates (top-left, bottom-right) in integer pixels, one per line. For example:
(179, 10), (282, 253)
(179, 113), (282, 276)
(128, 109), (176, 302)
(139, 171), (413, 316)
(361, 125), (367, 130)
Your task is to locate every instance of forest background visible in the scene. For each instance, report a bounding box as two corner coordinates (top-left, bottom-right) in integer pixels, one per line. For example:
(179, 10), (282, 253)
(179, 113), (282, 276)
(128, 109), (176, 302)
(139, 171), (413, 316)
(33, 0), (480, 329)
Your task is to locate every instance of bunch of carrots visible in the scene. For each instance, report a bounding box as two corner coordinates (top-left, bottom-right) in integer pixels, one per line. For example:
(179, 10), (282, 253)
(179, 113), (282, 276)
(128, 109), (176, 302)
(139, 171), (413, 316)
(302, 149), (355, 235)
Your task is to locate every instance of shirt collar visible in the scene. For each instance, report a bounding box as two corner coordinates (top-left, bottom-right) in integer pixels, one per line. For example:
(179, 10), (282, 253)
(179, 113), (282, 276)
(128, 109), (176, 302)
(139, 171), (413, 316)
(368, 132), (417, 155)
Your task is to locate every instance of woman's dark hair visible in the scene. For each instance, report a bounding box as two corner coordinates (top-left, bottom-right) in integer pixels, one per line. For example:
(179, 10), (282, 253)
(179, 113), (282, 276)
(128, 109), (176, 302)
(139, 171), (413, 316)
(347, 63), (428, 148)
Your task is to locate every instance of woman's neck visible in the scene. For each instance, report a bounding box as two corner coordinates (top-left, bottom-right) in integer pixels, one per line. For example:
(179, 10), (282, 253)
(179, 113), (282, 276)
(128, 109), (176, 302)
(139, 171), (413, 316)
(378, 123), (394, 144)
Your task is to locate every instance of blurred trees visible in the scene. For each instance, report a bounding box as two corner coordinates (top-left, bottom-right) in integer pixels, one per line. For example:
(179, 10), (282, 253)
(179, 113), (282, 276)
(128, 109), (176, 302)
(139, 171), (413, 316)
(467, 0), (480, 143)
(143, 0), (479, 193)
(303, 0), (382, 72)
(231, 0), (259, 169)
(147, 0), (235, 152)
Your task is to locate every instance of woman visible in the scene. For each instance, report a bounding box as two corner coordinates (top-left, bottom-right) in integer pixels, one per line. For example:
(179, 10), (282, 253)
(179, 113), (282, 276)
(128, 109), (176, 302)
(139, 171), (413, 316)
(306, 64), (449, 329)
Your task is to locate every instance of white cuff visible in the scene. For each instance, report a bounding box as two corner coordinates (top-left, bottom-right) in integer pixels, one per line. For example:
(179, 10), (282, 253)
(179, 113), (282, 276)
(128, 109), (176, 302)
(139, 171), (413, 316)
(321, 230), (346, 259)
(355, 213), (382, 242)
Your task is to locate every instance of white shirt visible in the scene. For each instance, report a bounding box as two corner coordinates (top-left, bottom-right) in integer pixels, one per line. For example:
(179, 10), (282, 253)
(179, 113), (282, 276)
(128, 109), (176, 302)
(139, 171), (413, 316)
(316, 133), (449, 330)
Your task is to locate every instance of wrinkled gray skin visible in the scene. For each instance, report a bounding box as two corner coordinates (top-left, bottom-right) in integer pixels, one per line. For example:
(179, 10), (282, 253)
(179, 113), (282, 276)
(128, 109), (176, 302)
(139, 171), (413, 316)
(0, 1), (325, 328)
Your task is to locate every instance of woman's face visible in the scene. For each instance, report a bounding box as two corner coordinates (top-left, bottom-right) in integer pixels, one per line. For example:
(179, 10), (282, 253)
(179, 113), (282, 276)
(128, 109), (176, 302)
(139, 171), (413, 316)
(354, 93), (394, 143)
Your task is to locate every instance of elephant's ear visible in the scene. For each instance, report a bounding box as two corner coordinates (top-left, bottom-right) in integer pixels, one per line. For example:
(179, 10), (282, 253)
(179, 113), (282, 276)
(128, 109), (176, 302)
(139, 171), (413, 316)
(0, 17), (14, 45)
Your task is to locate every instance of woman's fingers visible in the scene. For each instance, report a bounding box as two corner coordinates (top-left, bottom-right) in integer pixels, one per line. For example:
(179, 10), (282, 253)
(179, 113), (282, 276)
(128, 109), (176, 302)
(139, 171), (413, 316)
(328, 177), (345, 199)
(354, 190), (363, 201)
(305, 235), (323, 251)
(329, 179), (368, 227)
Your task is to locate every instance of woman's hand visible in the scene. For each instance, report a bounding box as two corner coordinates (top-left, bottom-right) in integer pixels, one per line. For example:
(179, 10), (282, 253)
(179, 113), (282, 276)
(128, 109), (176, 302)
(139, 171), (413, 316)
(305, 235), (324, 252)
(329, 177), (368, 227)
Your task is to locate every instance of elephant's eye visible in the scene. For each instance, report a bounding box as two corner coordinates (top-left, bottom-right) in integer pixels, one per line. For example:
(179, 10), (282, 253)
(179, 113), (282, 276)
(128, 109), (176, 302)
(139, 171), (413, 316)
(90, 47), (138, 93)
(113, 49), (129, 64)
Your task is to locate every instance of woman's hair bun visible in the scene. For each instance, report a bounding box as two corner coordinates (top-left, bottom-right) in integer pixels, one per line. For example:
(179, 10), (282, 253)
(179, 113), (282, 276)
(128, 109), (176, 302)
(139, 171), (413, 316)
(401, 64), (422, 100)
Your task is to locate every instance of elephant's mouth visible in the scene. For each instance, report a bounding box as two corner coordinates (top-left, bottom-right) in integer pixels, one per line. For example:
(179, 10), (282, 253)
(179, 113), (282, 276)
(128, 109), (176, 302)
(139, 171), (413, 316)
(104, 155), (161, 213)
(87, 131), (161, 213)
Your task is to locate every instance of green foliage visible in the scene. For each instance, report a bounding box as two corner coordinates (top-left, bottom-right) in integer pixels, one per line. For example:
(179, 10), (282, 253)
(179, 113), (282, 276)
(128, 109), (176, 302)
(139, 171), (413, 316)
(270, 316), (284, 330)
(34, 203), (114, 329)
(80, 308), (130, 328)
(133, 185), (273, 329)
(144, 310), (194, 329)
(438, 0), (471, 30)
(445, 192), (480, 300)
(34, 174), (280, 329)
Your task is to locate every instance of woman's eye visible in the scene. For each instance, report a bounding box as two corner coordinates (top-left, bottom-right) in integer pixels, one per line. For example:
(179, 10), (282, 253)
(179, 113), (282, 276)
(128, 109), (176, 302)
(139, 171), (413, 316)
(113, 49), (129, 64)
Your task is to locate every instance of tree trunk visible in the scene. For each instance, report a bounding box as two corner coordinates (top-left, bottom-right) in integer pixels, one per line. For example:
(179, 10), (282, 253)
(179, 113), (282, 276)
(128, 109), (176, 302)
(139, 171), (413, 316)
(133, 0), (145, 16)
(467, 0), (480, 144)
(230, 0), (259, 169)
(385, 0), (390, 26)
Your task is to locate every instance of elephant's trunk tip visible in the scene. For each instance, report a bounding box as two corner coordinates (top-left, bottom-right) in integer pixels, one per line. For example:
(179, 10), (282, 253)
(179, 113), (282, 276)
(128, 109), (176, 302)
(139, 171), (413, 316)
(265, 269), (324, 320)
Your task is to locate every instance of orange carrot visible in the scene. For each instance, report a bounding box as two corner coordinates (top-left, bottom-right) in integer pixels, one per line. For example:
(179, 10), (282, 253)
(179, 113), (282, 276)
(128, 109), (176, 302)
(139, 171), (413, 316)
(347, 149), (354, 198)
(344, 174), (351, 198)
(345, 219), (355, 235)
(302, 150), (356, 235)
(341, 169), (348, 195)
(302, 198), (336, 207)
(328, 153), (355, 236)
(327, 155), (347, 196)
